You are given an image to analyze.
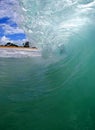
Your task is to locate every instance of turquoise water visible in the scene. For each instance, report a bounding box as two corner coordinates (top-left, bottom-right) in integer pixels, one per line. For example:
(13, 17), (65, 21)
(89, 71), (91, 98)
(1, 0), (95, 129)
(1, 34), (95, 130)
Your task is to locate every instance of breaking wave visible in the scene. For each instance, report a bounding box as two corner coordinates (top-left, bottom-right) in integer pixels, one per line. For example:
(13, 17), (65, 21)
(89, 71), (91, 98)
(16, 0), (95, 54)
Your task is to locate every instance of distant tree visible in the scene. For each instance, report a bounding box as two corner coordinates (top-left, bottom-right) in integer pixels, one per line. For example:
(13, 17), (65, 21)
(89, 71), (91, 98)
(5, 42), (18, 47)
(5, 42), (11, 46)
(23, 41), (30, 47)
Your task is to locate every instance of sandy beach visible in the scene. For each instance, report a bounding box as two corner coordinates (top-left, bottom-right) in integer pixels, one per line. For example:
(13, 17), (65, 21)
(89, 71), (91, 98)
(0, 46), (38, 50)
(0, 46), (41, 57)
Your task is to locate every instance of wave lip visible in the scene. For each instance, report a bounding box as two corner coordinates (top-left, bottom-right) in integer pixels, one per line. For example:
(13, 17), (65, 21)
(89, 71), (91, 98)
(15, 0), (95, 52)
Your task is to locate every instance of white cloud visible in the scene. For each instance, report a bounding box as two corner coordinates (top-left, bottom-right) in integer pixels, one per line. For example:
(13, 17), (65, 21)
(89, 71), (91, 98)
(1, 24), (25, 35)
(0, 0), (28, 45)
(0, 36), (28, 45)
(0, 36), (11, 44)
(0, 0), (25, 35)
(13, 38), (28, 46)
(0, 0), (20, 20)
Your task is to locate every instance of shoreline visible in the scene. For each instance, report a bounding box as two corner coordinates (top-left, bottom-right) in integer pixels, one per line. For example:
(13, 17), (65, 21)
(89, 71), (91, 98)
(0, 46), (38, 50)
(0, 46), (41, 57)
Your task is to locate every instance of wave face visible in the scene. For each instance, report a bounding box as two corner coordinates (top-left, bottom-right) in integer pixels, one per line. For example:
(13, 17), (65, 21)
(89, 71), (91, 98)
(17, 0), (95, 52)
(1, 0), (95, 130)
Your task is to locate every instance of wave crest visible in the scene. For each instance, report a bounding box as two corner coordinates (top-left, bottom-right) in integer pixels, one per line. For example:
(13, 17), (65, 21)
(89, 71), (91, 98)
(16, 0), (95, 52)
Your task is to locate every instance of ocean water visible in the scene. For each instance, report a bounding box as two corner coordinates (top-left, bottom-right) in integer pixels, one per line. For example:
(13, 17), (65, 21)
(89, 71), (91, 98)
(1, 0), (95, 130)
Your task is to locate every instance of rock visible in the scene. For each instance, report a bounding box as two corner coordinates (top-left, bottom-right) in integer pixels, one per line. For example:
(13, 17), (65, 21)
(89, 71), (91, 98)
(31, 47), (37, 49)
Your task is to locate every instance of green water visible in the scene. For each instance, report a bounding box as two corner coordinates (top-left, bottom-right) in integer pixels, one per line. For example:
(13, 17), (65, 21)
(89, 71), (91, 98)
(0, 37), (95, 130)
(1, 0), (95, 129)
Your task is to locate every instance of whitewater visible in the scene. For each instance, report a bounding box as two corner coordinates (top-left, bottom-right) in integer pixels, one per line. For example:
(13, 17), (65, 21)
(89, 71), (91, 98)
(16, 0), (95, 52)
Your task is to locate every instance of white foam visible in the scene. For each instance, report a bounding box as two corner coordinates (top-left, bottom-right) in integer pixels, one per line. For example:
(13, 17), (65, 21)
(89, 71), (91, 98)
(0, 48), (41, 58)
(16, 0), (95, 50)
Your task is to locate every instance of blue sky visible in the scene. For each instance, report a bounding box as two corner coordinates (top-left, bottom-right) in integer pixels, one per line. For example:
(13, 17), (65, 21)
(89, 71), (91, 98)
(0, 0), (27, 45)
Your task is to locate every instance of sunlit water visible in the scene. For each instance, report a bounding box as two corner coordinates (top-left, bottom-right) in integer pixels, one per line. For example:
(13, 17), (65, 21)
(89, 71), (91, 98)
(1, 0), (95, 130)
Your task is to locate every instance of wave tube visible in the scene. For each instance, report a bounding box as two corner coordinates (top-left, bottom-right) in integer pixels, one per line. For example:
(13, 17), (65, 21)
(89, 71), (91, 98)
(16, 0), (95, 53)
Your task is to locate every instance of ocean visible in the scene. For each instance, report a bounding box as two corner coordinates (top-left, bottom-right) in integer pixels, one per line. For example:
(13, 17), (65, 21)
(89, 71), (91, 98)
(1, 0), (95, 129)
